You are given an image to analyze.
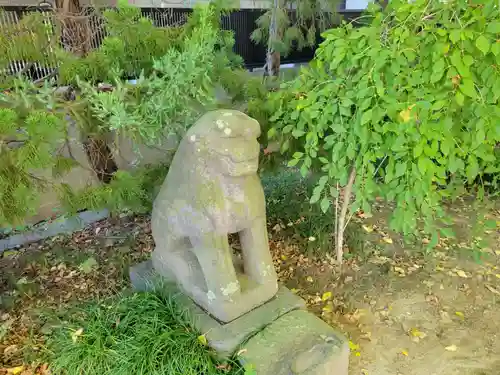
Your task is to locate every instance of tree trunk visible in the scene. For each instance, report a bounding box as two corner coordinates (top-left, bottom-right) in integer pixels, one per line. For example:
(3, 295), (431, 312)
(265, 0), (281, 77)
(336, 167), (356, 264)
(56, 0), (91, 57)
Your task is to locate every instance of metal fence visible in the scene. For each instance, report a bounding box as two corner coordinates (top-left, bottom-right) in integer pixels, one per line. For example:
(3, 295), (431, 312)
(0, 5), (363, 80)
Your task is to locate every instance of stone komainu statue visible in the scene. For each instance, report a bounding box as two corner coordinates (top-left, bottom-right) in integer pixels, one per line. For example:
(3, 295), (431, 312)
(151, 110), (278, 322)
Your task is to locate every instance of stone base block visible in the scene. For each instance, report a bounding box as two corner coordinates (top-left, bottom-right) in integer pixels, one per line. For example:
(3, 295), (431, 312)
(130, 260), (306, 358)
(239, 309), (349, 375)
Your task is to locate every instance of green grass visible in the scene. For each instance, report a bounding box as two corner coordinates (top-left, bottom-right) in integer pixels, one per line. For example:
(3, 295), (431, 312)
(46, 289), (243, 375)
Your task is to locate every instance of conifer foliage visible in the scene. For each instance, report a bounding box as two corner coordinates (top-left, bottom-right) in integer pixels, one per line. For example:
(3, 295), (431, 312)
(0, 1), (244, 227)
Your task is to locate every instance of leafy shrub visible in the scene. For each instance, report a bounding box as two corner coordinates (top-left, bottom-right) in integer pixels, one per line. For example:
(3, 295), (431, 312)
(265, 0), (500, 259)
(58, 4), (185, 85)
(79, 3), (244, 143)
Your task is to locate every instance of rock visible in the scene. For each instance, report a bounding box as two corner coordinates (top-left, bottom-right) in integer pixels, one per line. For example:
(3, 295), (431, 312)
(150, 110), (278, 322)
(239, 310), (349, 375)
(130, 260), (305, 358)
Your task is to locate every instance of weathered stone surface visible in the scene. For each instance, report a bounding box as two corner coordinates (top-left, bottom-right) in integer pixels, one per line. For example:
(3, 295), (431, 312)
(150, 110), (278, 322)
(107, 131), (178, 171)
(26, 121), (100, 225)
(239, 310), (349, 375)
(130, 260), (305, 358)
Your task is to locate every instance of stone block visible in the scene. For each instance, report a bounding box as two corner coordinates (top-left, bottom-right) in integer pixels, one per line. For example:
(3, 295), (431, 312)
(239, 310), (349, 375)
(25, 122), (100, 225)
(107, 131), (177, 171)
(130, 260), (305, 358)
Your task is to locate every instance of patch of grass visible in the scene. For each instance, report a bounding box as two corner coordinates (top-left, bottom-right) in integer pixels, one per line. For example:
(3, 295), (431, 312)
(46, 289), (243, 375)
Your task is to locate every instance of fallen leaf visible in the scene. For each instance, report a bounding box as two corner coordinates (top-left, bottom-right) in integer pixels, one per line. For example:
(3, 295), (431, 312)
(401, 349), (409, 356)
(306, 276), (314, 283)
(456, 270), (468, 278)
(362, 225), (374, 233)
(445, 344), (458, 352)
(197, 334), (208, 346)
(71, 328), (84, 343)
(348, 341), (360, 351)
(236, 348), (247, 356)
(6, 366), (24, 375)
(290, 288), (299, 294)
(485, 284), (500, 296)
(308, 236), (316, 242)
(322, 304), (333, 313)
(355, 352), (361, 357)
(394, 266), (405, 275)
(410, 328), (427, 340)
(382, 236), (393, 244)
(79, 257), (98, 274)
(280, 254), (288, 261)
(455, 311), (464, 319)
(321, 291), (332, 301)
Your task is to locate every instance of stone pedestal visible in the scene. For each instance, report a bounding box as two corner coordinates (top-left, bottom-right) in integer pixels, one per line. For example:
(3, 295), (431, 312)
(130, 260), (349, 374)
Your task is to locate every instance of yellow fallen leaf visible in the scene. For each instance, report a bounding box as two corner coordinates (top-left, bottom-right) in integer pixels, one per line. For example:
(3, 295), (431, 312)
(6, 366), (24, 375)
(197, 334), (208, 346)
(394, 266), (406, 275)
(383, 236), (393, 244)
(362, 225), (374, 233)
(410, 328), (426, 339)
(401, 349), (409, 356)
(321, 291), (332, 301)
(71, 328), (84, 343)
(361, 370), (369, 375)
(495, 250), (500, 256)
(348, 341), (360, 351)
(455, 311), (464, 319)
(456, 270), (468, 278)
(280, 254), (288, 261)
(445, 344), (458, 352)
(306, 276), (314, 283)
(322, 304), (333, 313)
(355, 352), (361, 357)
(495, 274), (500, 279)
(291, 288), (299, 294)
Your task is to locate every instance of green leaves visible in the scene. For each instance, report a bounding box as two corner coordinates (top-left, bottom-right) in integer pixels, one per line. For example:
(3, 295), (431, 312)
(431, 58), (445, 83)
(264, 0), (500, 252)
(460, 78), (476, 98)
(450, 50), (470, 77)
(475, 35), (491, 55)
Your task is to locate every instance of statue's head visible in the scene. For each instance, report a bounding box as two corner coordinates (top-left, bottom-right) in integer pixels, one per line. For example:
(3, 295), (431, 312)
(186, 110), (261, 177)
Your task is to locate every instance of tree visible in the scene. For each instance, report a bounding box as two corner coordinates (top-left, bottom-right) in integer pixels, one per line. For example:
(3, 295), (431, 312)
(265, 0), (500, 263)
(251, 0), (340, 76)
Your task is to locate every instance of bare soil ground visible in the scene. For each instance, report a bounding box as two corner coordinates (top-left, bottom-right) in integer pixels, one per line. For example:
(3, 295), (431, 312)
(0, 199), (499, 375)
